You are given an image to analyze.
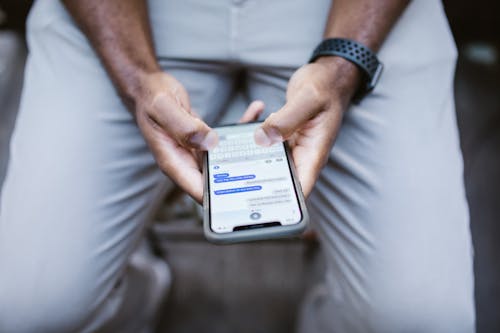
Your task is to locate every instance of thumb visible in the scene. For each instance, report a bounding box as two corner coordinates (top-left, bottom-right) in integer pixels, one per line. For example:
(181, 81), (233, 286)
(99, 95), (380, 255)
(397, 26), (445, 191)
(152, 94), (218, 151)
(254, 93), (318, 146)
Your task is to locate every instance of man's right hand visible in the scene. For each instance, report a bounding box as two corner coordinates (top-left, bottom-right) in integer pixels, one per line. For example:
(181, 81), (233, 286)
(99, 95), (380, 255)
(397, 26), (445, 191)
(132, 71), (265, 203)
(132, 71), (218, 203)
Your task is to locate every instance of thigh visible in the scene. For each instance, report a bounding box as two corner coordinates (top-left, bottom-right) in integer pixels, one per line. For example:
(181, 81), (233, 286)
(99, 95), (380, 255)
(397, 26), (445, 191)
(249, 66), (474, 332)
(307, 83), (474, 332)
(0, 1), (235, 331)
(246, 3), (474, 332)
(302, 2), (475, 332)
(0, 4), (166, 331)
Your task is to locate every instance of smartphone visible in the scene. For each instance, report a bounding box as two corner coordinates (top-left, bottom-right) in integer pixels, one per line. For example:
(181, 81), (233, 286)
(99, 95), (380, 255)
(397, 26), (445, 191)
(203, 122), (309, 244)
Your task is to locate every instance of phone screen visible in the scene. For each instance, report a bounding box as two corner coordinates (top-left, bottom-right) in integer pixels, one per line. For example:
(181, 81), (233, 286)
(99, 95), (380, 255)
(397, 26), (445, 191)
(207, 123), (303, 234)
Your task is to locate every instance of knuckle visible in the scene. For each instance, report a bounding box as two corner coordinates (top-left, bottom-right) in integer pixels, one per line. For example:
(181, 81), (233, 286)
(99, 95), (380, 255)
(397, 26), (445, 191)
(265, 114), (281, 131)
(179, 128), (198, 146)
(150, 93), (172, 111)
(305, 84), (324, 104)
(178, 120), (205, 147)
(269, 110), (300, 136)
(265, 113), (278, 127)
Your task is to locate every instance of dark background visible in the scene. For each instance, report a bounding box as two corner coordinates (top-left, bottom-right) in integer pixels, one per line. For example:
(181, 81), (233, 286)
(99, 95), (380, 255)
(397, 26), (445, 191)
(1, 1), (499, 332)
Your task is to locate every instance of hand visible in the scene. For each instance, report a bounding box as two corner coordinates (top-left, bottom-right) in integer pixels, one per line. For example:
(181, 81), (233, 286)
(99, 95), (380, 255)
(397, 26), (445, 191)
(133, 71), (264, 203)
(254, 57), (361, 197)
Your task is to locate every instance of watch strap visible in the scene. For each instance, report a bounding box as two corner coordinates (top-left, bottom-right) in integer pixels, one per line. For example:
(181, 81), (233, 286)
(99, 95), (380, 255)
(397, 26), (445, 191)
(309, 38), (383, 97)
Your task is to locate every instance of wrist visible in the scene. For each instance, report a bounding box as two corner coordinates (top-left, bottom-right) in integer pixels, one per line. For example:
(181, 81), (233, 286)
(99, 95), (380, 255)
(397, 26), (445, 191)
(314, 56), (362, 105)
(117, 66), (162, 111)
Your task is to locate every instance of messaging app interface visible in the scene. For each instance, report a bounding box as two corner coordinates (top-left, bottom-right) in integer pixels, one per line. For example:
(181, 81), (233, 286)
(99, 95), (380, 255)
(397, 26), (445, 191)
(208, 123), (302, 233)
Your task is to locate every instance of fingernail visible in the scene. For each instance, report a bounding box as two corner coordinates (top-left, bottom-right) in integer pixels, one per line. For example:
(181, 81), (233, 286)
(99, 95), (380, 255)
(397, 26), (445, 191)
(254, 127), (283, 147)
(191, 130), (218, 150)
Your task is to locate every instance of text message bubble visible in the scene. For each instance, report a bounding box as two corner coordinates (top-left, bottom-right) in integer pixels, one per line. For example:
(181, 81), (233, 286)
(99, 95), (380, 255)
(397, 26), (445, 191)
(214, 186), (262, 195)
(214, 174), (256, 183)
(246, 188), (292, 207)
(213, 173), (230, 178)
(245, 177), (286, 185)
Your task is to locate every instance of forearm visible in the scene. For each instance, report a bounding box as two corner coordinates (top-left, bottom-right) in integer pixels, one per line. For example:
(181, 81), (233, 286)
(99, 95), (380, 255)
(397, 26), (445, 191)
(62, 0), (158, 108)
(318, 0), (410, 100)
(325, 0), (409, 51)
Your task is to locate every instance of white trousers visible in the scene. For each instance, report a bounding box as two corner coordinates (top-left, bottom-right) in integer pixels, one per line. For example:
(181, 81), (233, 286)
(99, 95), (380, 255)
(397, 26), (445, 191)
(0, 0), (475, 332)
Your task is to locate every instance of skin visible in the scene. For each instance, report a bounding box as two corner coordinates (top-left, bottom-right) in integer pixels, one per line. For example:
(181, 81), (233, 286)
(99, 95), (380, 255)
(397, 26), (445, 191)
(62, 0), (409, 203)
(255, 0), (410, 197)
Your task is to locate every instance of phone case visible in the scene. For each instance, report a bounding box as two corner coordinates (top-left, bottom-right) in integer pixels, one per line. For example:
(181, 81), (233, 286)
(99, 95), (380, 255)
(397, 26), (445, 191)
(203, 138), (309, 244)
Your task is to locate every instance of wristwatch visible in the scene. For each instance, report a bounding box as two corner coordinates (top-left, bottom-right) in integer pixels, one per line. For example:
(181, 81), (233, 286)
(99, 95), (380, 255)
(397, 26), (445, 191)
(309, 38), (383, 100)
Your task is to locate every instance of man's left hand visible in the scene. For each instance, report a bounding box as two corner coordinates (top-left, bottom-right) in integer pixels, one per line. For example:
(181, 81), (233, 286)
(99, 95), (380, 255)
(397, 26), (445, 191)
(254, 57), (361, 197)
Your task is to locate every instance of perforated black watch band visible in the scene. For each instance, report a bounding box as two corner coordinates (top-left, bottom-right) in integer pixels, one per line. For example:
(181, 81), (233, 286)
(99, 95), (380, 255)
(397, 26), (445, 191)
(309, 38), (383, 99)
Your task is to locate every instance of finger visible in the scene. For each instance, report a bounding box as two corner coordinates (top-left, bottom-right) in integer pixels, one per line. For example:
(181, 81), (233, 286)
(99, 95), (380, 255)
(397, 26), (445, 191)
(152, 135), (204, 202)
(293, 154), (322, 198)
(254, 90), (321, 146)
(292, 124), (335, 198)
(137, 113), (204, 203)
(291, 145), (319, 198)
(170, 164), (204, 204)
(163, 154), (204, 204)
(238, 100), (265, 123)
(296, 162), (318, 198)
(151, 94), (218, 151)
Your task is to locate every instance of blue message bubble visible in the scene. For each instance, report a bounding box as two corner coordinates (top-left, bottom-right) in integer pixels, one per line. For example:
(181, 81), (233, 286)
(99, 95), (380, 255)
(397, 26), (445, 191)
(213, 173), (230, 178)
(214, 174), (256, 183)
(214, 186), (262, 195)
